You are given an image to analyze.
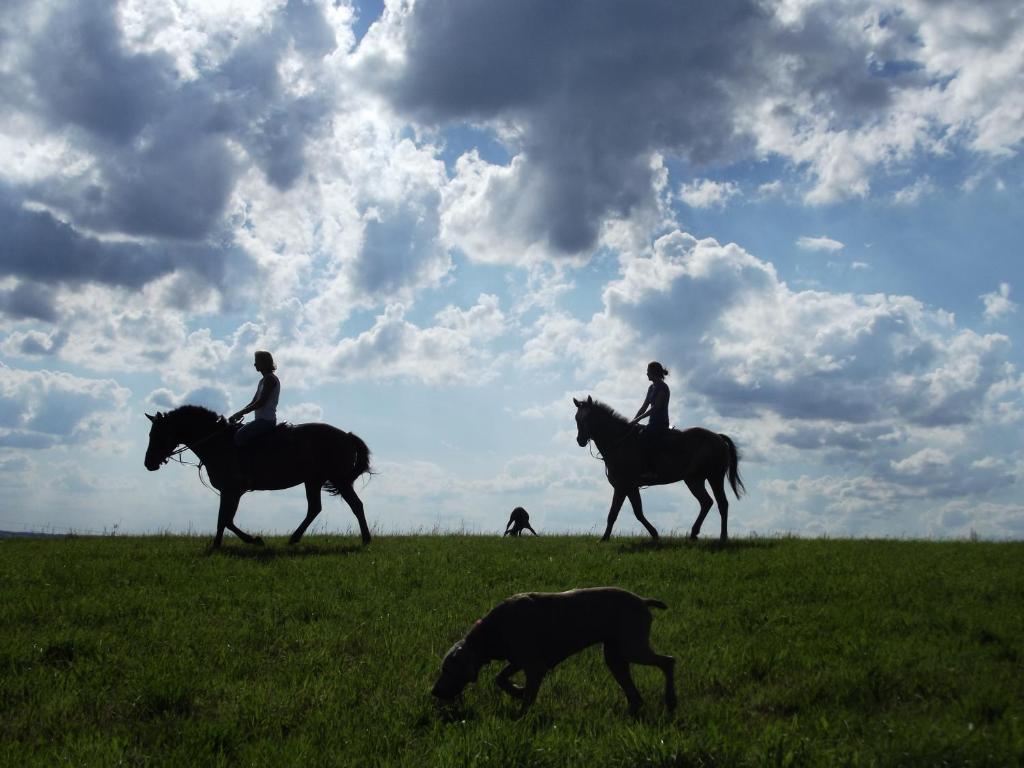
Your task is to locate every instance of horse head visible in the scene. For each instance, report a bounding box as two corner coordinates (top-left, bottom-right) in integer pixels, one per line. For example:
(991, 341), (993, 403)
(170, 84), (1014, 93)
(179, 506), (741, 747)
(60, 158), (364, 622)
(144, 412), (177, 471)
(572, 395), (594, 447)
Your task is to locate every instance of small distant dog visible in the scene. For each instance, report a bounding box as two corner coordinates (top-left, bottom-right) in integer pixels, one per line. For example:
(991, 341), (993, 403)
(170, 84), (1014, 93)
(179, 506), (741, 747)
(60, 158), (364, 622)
(504, 506), (537, 536)
(431, 587), (676, 716)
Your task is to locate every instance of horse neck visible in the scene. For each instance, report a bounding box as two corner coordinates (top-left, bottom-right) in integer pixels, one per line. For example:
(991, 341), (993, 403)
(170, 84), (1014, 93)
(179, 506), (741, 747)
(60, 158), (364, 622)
(589, 411), (632, 452)
(169, 413), (228, 463)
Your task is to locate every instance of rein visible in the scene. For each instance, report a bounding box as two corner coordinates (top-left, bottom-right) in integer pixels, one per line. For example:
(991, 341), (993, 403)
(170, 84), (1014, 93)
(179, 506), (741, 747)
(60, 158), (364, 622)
(586, 421), (640, 461)
(164, 424), (228, 461)
(162, 423), (230, 495)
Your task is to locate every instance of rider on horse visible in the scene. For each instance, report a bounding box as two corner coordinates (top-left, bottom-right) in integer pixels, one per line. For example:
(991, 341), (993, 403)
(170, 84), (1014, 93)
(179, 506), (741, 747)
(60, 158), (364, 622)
(229, 350), (280, 488)
(630, 361), (670, 477)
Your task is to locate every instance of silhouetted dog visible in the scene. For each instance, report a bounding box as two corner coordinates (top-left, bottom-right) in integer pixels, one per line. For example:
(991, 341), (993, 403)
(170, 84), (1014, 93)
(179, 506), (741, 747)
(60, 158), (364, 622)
(431, 587), (676, 716)
(504, 506), (537, 537)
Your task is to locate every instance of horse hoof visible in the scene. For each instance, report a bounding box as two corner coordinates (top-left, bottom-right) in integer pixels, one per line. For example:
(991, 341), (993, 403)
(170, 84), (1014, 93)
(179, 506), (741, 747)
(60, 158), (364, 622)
(253, 537), (265, 547)
(361, 536), (371, 545)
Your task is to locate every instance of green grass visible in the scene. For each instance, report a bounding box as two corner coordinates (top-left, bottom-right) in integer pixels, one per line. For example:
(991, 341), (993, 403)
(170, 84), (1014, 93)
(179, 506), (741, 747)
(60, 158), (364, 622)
(1, 534), (1022, 766)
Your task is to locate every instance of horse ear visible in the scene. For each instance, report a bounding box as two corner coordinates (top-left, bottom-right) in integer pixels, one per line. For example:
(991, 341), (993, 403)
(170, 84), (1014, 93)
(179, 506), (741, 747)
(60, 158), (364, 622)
(572, 397), (581, 407)
(146, 413), (155, 423)
(586, 395), (593, 404)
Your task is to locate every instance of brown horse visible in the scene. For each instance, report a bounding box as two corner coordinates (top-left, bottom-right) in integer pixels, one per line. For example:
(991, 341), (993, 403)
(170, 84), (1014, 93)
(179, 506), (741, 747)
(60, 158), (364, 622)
(573, 396), (744, 541)
(144, 405), (372, 548)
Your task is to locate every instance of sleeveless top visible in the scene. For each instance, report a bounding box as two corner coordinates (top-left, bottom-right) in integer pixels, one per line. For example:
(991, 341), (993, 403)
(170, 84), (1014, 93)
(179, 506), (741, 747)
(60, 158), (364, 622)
(645, 380), (670, 429)
(253, 373), (280, 423)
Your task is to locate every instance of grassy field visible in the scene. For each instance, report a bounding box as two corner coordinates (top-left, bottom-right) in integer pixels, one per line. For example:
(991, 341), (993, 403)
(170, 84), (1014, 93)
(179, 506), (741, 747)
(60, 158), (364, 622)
(1, 534), (1022, 767)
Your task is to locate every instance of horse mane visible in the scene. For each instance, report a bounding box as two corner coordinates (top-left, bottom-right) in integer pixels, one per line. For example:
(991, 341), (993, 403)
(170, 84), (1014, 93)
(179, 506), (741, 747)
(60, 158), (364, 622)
(163, 404), (222, 426)
(586, 398), (631, 427)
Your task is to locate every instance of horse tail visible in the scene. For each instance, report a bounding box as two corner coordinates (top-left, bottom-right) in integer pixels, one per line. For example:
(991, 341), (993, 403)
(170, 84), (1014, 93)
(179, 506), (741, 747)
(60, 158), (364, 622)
(325, 431), (373, 495)
(643, 597), (668, 610)
(719, 433), (746, 498)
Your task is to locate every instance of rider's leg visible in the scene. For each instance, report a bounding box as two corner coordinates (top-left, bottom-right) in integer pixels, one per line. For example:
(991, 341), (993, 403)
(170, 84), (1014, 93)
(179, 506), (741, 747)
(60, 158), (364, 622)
(232, 419), (274, 490)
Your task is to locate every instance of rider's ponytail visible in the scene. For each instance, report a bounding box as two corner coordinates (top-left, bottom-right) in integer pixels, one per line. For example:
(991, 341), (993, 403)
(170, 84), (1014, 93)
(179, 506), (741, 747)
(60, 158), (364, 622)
(647, 361), (669, 379)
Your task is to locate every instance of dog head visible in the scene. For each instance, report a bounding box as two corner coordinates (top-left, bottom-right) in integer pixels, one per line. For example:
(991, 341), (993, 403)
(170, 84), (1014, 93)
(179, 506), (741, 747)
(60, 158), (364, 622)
(431, 636), (483, 700)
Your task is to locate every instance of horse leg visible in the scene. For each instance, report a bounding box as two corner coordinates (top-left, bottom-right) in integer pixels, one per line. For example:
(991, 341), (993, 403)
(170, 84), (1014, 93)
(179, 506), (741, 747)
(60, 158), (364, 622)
(685, 477), (714, 540)
(710, 473), (730, 542)
(626, 488), (659, 540)
(337, 483), (372, 545)
(213, 492), (239, 549)
(218, 492), (264, 547)
(601, 488), (628, 541)
(289, 480), (323, 545)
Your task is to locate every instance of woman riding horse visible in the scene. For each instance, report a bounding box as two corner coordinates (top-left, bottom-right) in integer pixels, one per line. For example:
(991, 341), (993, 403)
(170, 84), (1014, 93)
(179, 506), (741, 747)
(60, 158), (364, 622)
(574, 394), (743, 542)
(630, 361), (671, 477)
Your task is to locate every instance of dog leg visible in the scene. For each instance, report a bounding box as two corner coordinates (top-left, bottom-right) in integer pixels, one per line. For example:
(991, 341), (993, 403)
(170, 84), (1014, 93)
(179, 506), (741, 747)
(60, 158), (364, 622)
(495, 663), (524, 699)
(631, 648), (677, 710)
(516, 667), (546, 718)
(604, 645), (643, 715)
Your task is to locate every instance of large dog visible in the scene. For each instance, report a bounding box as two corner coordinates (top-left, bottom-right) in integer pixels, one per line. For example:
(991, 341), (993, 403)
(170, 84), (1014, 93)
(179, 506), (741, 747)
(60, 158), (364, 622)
(432, 587), (676, 716)
(504, 506), (538, 536)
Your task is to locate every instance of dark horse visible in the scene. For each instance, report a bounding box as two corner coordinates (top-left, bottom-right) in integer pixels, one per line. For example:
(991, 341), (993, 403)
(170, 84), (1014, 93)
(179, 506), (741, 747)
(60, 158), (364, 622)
(573, 396), (744, 541)
(144, 405), (372, 548)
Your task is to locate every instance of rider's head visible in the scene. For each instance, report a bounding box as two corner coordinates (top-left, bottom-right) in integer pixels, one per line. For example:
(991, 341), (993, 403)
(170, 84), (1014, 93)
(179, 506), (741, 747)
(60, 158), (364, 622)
(647, 361), (668, 380)
(254, 350), (276, 373)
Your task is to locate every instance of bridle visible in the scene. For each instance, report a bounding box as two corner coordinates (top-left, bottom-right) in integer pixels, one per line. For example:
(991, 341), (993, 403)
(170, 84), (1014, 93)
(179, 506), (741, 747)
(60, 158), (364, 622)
(160, 424), (229, 465)
(154, 422), (231, 495)
(578, 408), (640, 461)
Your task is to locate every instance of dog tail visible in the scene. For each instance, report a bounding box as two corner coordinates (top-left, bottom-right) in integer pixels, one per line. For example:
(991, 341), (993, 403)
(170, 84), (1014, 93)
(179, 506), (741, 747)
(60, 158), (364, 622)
(643, 597), (668, 610)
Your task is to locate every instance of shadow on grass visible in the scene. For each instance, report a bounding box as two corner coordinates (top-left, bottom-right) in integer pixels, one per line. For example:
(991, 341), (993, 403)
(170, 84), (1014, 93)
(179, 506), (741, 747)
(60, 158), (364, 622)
(207, 541), (367, 560)
(615, 537), (778, 555)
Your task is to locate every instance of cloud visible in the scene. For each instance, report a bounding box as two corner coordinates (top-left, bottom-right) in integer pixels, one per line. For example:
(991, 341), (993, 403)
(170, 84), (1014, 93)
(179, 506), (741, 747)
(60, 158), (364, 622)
(927, 500), (1024, 539)
(796, 235), (845, 252)
(0, 0), (347, 306)
(0, 190), (251, 301)
(892, 176), (935, 205)
(890, 447), (951, 474)
(981, 282), (1017, 321)
(678, 179), (740, 209)
(0, 328), (67, 357)
(330, 294), (509, 384)
(0, 363), (131, 448)
(519, 229), (1023, 513)
(758, 464), (1020, 537)
(144, 385), (231, 415)
(367, 0), (1024, 253)
(604, 232), (1017, 428)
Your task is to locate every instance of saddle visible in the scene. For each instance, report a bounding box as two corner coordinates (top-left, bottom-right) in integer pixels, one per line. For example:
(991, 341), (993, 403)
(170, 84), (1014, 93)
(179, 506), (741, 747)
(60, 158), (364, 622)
(232, 422), (293, 452)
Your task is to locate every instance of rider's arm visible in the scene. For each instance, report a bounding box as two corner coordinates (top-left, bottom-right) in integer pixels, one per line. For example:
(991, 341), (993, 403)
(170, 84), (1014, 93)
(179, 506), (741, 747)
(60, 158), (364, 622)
(632, 391), (652, 423)
(230, 378), (278, 422)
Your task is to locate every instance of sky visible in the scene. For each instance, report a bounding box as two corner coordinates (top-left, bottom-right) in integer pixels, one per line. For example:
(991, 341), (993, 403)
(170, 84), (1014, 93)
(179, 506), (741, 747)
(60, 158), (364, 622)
(0, 0), (1021, 539)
